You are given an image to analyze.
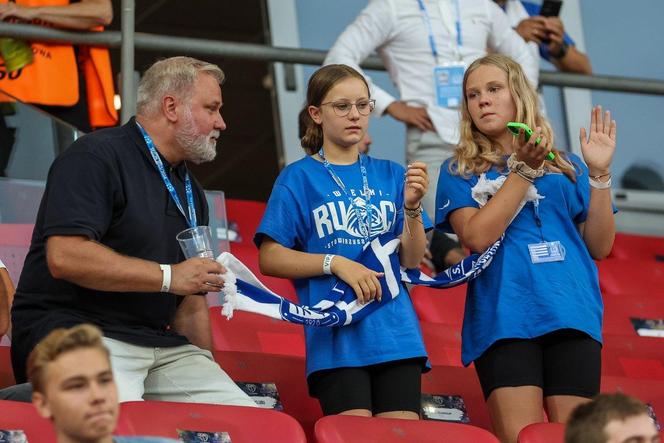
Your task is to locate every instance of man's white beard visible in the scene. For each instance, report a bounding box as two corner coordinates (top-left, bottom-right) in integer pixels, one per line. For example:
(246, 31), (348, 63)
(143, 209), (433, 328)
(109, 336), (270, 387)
(176, 107), (220, 164)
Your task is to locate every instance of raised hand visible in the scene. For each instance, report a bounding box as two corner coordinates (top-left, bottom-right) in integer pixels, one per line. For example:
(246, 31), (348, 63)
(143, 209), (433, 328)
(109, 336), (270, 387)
(404, 162), (429, 209)
(579, 106), (616, 176)
(331, 255), (384, 304)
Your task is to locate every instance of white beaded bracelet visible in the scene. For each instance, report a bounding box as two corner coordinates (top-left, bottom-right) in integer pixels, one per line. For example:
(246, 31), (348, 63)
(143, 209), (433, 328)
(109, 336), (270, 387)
(323, 254), (335, 275)
(589, 176), (612, 189)
(159, 264), (171, 292)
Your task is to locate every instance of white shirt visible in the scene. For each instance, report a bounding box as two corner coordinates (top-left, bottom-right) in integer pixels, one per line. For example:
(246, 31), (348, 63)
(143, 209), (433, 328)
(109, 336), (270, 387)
(324, 0), (539, 144)
(501, 0), (541, 68)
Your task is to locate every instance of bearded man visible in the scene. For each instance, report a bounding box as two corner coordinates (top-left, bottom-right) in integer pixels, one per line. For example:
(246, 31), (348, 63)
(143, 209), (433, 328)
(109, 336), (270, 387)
(10, 56), (255, 407)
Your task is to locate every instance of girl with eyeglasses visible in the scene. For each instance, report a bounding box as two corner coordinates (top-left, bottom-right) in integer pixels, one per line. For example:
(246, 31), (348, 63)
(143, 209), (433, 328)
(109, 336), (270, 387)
(436, 54), (617, 442)
(256, 64), (431, 419)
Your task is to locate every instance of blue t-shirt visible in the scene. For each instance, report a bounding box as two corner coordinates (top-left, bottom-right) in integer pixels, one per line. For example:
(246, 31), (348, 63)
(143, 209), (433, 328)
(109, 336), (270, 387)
(435, 154), (604, 365)
(520, 1), (575, 62)
(255, 155), (431, 377)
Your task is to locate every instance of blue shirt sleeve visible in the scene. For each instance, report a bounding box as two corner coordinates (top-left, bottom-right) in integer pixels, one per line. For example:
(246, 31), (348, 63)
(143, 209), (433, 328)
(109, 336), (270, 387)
(435, 160), (478, 233)
(254, 182), (308, 250)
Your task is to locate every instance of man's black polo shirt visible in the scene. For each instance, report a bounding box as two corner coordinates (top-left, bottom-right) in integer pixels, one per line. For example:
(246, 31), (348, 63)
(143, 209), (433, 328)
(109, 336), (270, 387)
(11, 118), (209, 381)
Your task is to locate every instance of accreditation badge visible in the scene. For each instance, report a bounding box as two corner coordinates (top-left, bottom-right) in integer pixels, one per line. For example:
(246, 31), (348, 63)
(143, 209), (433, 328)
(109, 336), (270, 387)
(433, 63), (465, 108)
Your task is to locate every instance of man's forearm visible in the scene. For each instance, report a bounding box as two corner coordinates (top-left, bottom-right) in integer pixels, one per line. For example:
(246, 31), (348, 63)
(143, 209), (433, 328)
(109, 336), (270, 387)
(22, 0), (112, 30)
(47, 236), (162, 293)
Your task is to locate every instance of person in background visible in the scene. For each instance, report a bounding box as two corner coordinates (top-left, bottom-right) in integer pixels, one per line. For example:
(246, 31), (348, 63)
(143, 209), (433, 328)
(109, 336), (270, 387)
(29, 324), (179, 443)
(565, 393), (660, 443)
(494, 0), (592, 75)
(0, 257), (13, 336)
(436, 54), (616, 443)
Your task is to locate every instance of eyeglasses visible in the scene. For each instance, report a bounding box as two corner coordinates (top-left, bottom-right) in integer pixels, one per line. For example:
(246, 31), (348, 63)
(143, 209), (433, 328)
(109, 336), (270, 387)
(319, 99), (376, 117)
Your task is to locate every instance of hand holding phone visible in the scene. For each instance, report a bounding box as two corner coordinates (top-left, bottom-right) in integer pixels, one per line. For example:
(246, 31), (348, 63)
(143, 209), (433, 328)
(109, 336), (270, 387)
(506, 122), (556, 160)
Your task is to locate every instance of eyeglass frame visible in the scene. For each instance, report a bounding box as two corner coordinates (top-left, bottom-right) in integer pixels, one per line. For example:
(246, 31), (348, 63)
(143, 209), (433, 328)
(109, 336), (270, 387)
(318, 99), (376, 117)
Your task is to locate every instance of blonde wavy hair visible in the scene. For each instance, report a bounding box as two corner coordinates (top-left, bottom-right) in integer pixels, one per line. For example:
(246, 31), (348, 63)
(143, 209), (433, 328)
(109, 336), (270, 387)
(452, 54), (577, 181)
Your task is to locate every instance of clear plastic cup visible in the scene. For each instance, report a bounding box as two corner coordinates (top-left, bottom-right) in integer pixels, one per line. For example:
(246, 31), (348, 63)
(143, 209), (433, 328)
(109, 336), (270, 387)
(176, 226), (214, 259)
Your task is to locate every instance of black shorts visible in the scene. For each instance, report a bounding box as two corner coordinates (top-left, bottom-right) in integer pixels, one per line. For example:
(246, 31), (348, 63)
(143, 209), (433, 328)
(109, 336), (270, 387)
(474, 329), (601, 400)
(308, 358), (425, 415)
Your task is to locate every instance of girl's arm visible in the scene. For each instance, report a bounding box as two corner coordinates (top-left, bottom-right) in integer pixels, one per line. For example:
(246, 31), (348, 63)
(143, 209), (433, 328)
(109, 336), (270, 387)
(449, 131), (551, 252)
(577, 106), (617, 259)
(259, 238), (384, 305)
(399, 162), (429, 268)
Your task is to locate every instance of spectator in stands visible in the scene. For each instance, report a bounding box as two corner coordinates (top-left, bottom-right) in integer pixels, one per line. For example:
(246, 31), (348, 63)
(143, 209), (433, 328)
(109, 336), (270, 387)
(495, 0), (592, 75)
(10, 56), (255, 407)
(0, 0), (117, 132)
(565, 393), (659, 443)
(0, 257), (13, 337)
(29, 324), (178, 443)
(257, 64), (430, 419)
(436, 54), (616, 443)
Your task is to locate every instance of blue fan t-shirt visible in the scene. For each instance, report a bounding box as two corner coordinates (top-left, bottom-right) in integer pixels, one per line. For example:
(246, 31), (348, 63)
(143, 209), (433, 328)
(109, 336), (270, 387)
(255, 155), (430, 379)
(436, 153), (605, 365)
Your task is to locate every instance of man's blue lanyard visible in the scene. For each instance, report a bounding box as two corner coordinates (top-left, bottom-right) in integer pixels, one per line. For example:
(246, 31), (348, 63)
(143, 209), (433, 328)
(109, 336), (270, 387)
(136, 122), (197, 229)
(417, 0), (463, 61)
(318, 148), (372, 242)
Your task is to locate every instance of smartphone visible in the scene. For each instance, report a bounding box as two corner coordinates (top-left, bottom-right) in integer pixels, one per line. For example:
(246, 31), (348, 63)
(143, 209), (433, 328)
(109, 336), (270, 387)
(540, 0), (563, 17)
(506, 122), (556, 160)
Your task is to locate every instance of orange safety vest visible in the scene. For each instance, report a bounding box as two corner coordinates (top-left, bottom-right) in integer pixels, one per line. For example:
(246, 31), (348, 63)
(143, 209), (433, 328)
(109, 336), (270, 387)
(0, 0), (118, 127)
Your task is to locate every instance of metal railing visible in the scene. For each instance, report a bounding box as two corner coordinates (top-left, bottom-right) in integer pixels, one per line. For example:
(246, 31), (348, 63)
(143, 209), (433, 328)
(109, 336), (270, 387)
(1, 19), (663, 121)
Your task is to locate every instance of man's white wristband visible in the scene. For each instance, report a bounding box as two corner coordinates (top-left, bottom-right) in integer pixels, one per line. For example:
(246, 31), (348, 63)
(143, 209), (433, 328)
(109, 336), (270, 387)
(323, 254), (335, 275)
(159, 264), (171, 292)
(0, 258), (5, 269)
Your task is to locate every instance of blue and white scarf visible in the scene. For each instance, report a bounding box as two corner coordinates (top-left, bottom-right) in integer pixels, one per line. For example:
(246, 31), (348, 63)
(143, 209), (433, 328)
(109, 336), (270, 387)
(217, 233), (501, 328)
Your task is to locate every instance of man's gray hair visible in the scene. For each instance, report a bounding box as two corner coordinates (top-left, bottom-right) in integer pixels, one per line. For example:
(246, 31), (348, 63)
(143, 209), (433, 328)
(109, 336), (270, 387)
(136, 56), (225, 117)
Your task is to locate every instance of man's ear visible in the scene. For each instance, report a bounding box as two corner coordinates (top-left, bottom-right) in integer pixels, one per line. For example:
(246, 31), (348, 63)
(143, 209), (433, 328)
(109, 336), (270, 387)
(308, 105), (323, 125)
(162, 95), (179, 123)
(32, 391), (54, 421)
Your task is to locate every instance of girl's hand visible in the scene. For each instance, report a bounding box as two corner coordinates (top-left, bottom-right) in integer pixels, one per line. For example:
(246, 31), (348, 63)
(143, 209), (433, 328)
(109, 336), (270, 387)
(404, 162), (429, 209)
(580, 106), (616, 176)
(331, 255), (384, 305)
(514, 126), (550, 170)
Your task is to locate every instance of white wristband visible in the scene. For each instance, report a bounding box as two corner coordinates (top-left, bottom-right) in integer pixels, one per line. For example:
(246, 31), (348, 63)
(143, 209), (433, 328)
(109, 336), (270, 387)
(0, 258), (5, 269)
(589, 176), (612, 189)
(159, 264), (171, 293)
(323, 254), (335, 275)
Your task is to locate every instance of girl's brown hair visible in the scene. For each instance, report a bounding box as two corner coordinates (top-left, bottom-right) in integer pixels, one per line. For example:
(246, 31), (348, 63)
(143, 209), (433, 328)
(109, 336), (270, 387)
(300, 64), (370, 155)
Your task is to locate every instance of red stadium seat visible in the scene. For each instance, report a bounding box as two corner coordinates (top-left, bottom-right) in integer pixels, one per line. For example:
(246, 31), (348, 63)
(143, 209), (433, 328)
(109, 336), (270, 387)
(210, 307), (305, 358)
(517, 423), (565, 443)
(610, 232), (664, 261)
(0, 338), (15, 388)
(603, 296), (664, 336)
(597, 259), (664, 298)
(419, 321), (463, 367)
(314, 415), (499, 443)
(0, 399), (56, 441)
(213, 350), (322, 441)
(422, 365), (491, 431)
(602, 334), (664, 380)
(225, 199), (267, 247)
(411, 284), (467, 326)
(116, 400), (306, 442)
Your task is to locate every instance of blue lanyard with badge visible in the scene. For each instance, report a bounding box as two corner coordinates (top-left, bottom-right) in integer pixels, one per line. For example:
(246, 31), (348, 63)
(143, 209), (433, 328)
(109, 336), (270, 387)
(527, 199), (566, 264)
(318, 148), (372, 242)
(136, 121), (198, 228)
(417, 0), (465, 108)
